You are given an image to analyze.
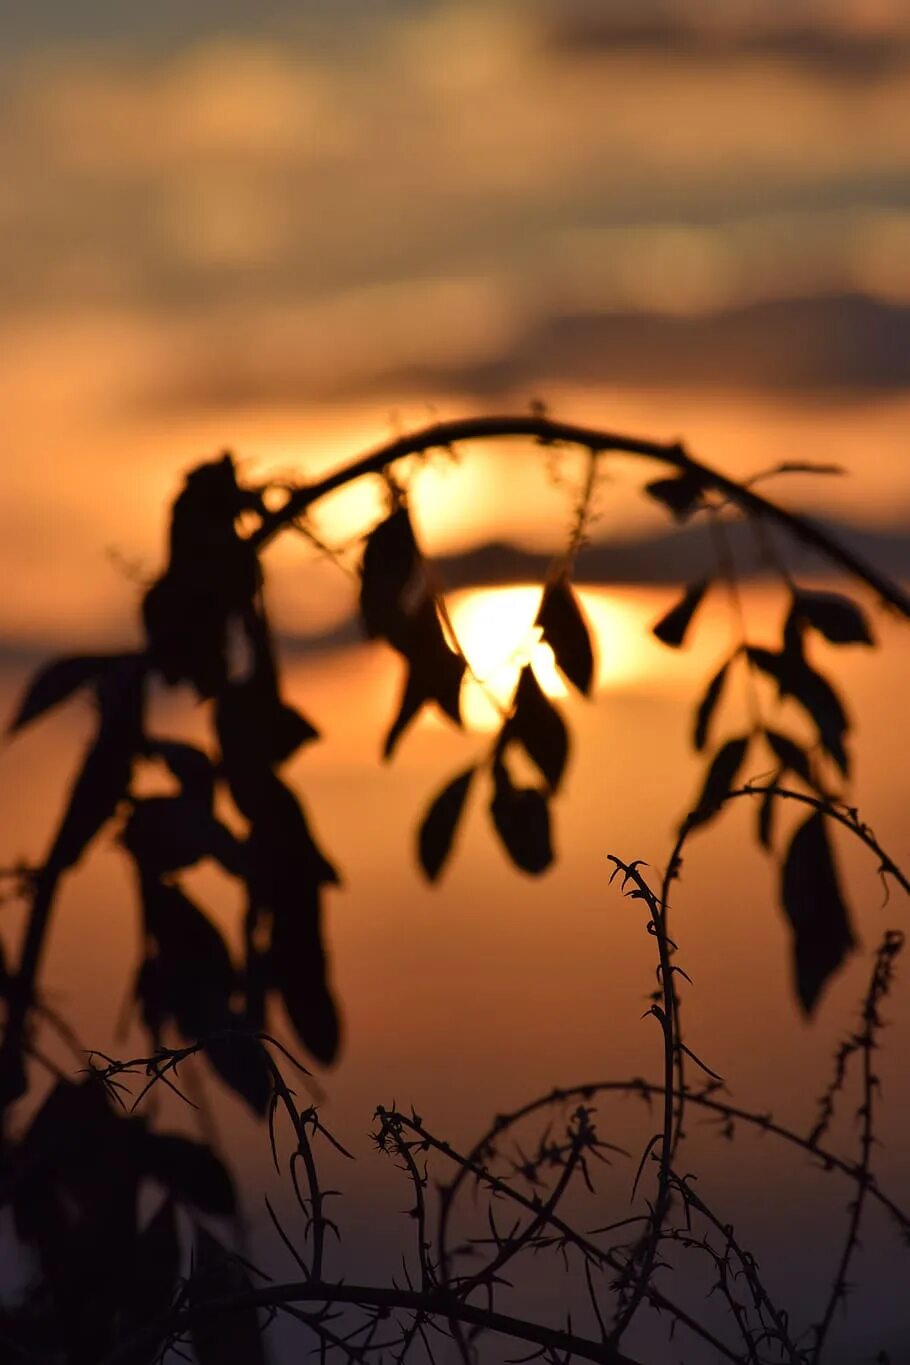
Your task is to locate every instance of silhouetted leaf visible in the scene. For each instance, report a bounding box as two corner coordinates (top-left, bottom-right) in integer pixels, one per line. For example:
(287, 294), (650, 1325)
(247, 776), (340, 903)
(765, 730), (813, 785)
(780, 811), (856, 1013)
(139, 1132), (236, 1216)
(693, 661), (729, 752)
(747, 647), (850, 774)
(418, 767), (475, 881)
(168, 453), (258, 559)
(653, 579), (709, 648)
(645, 472), (706, 521)
(147, 739), (217, 806)
(138, 878), (236, 1041)
(122, 1198), (180, 1348)
(272, 897), (340, 1066)
(44, 657), (146, 874)
(490, 764), (553, 875)
(217, 677), (319, 818)
(788, 590), (873, 646)
(359, 506), (420, 639)
(190, 1226), (266, 1365)
(535, 576), (595, 694)
(123, 797), (246, 877)
(688, 736), (750, 828)
(499, 665), (569, 792)
(8, 654), (132, 734)
(142, 573), (230, 696)
(383, 600), (465, 758)
(205, 1033), (273, 1116)
(757, 777), (781, 850)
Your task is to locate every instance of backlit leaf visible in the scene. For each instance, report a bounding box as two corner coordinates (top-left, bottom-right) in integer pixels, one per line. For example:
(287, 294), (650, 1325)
(383, 600), (465, 758)
(271, 897), (340, 1066)
(139, 1132), (236, 1216)
(757, 778), (780, 850)
(499, 665), (569, 792)
(653, 579), (709, 648)
(645, 472), (706, 521)
(359, 506), (420, 640)
(123, 797), (246, 877)
(490, 764), (553, 875)
(687, 736), (750, 829)
(535, 576), (595, 694)
(190, 1226), (266, 1365)
(780, 811), (856, 1013)
(788, 590), (873, 646)
(764, 730), (813, 786)
(693, 661), (729, 752)
(418, 767), (475, 882)
(747, 646), (850, 775)
(8, 654), (134, 734)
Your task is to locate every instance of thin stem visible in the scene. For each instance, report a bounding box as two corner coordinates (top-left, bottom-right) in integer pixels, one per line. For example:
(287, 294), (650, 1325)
(101, 1280), (646, 1365)
(250, 414), (910, 619)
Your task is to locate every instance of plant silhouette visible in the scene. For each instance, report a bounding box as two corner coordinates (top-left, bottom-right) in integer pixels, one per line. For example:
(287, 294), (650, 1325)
(0, 410), (907, 1363)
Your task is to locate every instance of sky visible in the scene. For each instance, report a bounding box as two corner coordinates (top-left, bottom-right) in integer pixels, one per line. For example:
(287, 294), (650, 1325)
(1, 7), (909, 1357)
(1, 0), (909, 654)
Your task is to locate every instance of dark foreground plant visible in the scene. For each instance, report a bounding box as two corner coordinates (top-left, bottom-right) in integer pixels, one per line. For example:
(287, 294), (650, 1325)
(0, 410), (907, 1362)
(44, 798), (908, 1365)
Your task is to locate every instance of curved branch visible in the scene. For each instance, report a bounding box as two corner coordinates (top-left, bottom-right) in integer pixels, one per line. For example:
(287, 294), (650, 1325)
(252, 414), (910, 618)
(101, 1280), (644, 1365)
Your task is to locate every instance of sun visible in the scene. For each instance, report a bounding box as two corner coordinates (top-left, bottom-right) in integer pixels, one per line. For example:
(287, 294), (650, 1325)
(446, 584), (647, 730)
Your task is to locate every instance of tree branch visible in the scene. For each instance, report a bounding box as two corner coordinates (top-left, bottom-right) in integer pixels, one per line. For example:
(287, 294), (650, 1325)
(252, 414), (910, 618)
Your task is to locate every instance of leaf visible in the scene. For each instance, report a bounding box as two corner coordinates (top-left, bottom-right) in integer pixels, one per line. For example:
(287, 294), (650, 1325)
(418, 767), (475, 882)
(359, 506), (420, 639)
(190, 1226), (267, 1365)
(645, 472), (706, 521)
(490, 764), (553, 875)
(205, 1033), (274, 1116)
(217, 676), (319, 819)
(383, 600), (465, 758)
(271, 898), (340, 1067)
(764, 730), (813, 786)
(652, 579), (710, 648)
(693, 662), (729, 752)
(746, 647), (850, 775)
(139, 1132), (236, 1216)
(123, 797), (246, 877)
(757, 778), (780, 850)
(8, 654), (133, 734)
(787, 590), (873, 646)
(147, 739), (217, 806)
(499, 665), (569, 792)
(246, 776), (340, 905)
(688, 736), (750, 829)
(780, 811), (856, 1013)
(121, 1198), (180, 1349)
(535, 576), (595, 694)
(138, 878), (237, 1041)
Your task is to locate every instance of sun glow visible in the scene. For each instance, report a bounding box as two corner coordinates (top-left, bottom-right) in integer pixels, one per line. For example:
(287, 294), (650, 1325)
(447, 584), (650, 730)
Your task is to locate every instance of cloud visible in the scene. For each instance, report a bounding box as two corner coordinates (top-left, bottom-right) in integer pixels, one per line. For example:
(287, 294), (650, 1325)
(130, 293), (910, 408)
(542, 2), (910, 81)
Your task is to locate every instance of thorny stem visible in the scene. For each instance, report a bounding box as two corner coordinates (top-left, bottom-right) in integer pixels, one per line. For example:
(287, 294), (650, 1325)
(669, 1170), (803, 1365)
(399, 1112), (744, 1365)
(605, 858), (680, 1348)
(101, 1279), (645, 1365)
(810, 930), (903, 1362)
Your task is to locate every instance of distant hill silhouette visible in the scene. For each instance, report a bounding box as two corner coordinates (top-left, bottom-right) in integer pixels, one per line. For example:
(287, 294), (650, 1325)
(277, 514), (909, 654)
(148, 294), (910, 410)
(382, 294), (910, 399)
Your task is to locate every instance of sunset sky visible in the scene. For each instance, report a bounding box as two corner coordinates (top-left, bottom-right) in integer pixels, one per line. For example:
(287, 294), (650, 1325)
(1, 7), (909, 1358)
(1, 0), (909, 654)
